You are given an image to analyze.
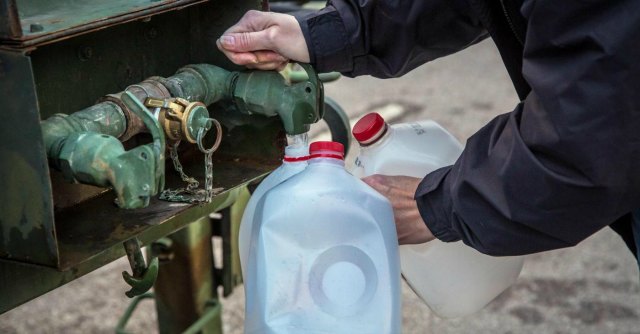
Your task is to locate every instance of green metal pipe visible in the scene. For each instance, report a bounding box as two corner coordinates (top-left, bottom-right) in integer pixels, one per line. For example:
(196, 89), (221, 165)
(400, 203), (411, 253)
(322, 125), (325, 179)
(41, 102), (126, 159)
(165, 64), (235, 106)
(41, 64), (322, 159)
(55, 132), (158, 208)
(39, 63), (323, 208)
(41, 64), (235, 160)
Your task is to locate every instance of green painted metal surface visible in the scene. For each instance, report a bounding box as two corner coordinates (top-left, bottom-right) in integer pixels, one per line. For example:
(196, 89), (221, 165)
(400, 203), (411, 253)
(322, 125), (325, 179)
(115, 293), (223, 334)
(233, 63), (324, 135)
(0, 3), (348, 334)
(0, 1), (282, 320)
(38, 61), (322, 208)
(55, 132), (160, 209)
(122, 238), (160, 298)
(115, 293), (156, 334)
(0, 50), (58, 266)
(154, 217), (221, 334)
(0, 181), (255, 314)
(322, 96), (352, 156)
(1, 0), (207, 45)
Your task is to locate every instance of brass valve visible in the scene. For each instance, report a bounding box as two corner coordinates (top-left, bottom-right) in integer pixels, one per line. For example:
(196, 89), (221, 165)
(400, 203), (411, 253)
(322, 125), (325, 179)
(144, 97), (212, 144)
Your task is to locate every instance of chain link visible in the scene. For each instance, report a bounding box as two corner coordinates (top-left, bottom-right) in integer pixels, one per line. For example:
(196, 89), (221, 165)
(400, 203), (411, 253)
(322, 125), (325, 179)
(159, 118), (223, 204)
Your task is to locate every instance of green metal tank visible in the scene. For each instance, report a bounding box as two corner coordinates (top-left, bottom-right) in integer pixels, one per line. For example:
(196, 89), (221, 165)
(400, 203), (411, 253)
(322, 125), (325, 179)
(0, 1), (345, 332)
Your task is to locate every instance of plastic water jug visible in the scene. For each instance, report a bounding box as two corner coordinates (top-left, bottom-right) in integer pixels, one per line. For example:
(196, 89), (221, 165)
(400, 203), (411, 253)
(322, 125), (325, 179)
(239, 139), (309, 277)
(352, 113), (524, 318)
(244, 141), (401, 334)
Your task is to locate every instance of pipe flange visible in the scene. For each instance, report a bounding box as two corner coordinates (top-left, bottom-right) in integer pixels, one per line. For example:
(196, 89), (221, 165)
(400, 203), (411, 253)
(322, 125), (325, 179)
(97, 94), (142, 141)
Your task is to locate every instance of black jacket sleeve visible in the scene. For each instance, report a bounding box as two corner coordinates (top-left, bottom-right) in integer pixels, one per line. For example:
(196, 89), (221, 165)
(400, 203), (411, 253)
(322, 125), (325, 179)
(295, 0), (488, 77)
(416, 0), (640, 256)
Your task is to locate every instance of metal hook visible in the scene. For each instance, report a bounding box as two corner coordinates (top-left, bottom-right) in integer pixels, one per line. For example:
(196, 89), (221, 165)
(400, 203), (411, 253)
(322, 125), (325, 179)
(121, 237), (159, 298)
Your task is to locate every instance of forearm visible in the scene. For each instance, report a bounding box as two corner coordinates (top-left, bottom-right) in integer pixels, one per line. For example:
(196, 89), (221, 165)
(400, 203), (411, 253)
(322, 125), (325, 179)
(415, 0), (640, 256)
(296, 0), (487, 77)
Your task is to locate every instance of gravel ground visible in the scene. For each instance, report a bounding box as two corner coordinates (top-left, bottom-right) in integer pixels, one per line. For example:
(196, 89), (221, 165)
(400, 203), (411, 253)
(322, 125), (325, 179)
(1, 40), (639, 333)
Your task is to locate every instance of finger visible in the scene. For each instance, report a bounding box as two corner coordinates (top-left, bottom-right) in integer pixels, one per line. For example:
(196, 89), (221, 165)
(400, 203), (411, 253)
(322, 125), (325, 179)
(226, 51), (259, 65)
(254, 50), (287, 63)
(362, 176), (393, 196)
(246, 61), (287, 71)
(217, 40), (259, 65)
(361, 174), (386, 187)
(219, 29), (275, 53)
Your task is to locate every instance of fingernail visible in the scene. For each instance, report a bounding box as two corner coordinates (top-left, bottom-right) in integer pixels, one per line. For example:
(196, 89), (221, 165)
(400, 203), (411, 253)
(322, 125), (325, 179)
(220, 35), (235, 47)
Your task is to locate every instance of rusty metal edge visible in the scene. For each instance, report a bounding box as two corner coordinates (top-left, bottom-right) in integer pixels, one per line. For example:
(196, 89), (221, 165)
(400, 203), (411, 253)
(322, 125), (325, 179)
(0, 0), (208, 49)
(55, 179), (264, 271)
(0, 179), (261, 314)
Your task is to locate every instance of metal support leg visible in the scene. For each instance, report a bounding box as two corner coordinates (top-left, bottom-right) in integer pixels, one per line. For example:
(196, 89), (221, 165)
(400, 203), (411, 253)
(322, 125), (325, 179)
(153, 217), (221, 334)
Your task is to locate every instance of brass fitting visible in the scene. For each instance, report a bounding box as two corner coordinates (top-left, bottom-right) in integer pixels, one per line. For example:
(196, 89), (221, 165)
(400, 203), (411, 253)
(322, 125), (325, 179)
(145, 97), (211, 144)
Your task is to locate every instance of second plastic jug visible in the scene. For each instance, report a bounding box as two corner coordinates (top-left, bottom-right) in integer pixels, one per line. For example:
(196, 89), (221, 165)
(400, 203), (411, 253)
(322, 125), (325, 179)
(244, 141), (401, 334)
(352, 113), (524, 318)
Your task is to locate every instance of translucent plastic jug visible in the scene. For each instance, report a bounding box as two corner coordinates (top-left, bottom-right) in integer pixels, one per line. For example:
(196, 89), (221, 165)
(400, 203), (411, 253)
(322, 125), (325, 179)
(244, 141), (401, 334)
(239, 139), (309, 277)
(352, 113), (524, 318)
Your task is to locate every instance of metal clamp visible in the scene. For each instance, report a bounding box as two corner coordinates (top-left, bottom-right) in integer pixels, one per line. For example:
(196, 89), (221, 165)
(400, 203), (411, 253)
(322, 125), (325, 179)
(145, 97), (211, 144)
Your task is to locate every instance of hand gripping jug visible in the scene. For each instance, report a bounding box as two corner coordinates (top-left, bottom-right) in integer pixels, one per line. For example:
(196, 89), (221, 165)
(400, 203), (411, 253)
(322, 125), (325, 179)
(244, 141), (401, 334)
(352, 113), (524, 318)
(239, 138), (309, 277)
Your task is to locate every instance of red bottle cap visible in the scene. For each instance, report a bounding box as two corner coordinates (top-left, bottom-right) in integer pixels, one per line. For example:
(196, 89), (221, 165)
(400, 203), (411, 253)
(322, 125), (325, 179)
(309, 141), (344, 160)
(283, 155), (309, 162)
(352, 112), (387, 145)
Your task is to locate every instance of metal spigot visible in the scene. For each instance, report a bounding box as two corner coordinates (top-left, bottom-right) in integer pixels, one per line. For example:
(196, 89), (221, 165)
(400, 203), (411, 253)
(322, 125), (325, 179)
(231, 64), (324, 135)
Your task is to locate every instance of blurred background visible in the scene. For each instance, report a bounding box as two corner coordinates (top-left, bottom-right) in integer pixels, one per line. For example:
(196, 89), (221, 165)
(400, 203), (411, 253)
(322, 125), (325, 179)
(1, 39), (639, 334)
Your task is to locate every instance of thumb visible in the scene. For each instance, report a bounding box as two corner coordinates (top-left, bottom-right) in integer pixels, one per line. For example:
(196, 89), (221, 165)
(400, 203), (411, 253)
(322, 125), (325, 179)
(219, 30), (273, 53)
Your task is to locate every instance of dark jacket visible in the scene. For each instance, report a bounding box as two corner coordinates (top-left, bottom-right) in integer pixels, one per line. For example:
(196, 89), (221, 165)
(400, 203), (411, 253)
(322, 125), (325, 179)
(297, 0), (640, 257)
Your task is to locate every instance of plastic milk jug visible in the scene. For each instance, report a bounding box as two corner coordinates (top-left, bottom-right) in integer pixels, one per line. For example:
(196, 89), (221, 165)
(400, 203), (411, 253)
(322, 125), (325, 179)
(244, 141), (401, 334)
(239, 141), (309, 277)
(352, 112), (524, 318)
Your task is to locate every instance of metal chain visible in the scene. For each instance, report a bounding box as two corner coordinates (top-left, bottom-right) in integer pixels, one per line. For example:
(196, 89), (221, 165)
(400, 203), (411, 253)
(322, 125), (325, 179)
(204, 149), (215, 202)
(159, 118), (223, 204)
(171, 141), (199, 191)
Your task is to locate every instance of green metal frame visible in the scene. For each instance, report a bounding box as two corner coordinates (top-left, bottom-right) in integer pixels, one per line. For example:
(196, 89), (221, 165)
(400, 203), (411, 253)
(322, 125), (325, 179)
(0, 0), (279, 317)
(0, 2), (352, 334)
(115, 293), (223, 334)
(1, 0), (208, 46)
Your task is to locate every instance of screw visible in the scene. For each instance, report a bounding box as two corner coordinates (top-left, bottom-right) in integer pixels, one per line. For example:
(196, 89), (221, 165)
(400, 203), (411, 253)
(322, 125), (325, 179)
(78, 46), (93, 61)
(29, 23), (44, 33)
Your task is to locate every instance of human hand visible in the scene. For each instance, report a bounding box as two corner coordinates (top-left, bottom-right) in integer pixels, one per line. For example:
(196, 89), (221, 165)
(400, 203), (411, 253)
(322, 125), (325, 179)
(362, 175), (435, 245)
(216, 10), (310, 71)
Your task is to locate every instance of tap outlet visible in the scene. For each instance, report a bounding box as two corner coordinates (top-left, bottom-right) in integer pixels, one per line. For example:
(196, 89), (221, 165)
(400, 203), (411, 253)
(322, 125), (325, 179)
(231, 64), (324, 135)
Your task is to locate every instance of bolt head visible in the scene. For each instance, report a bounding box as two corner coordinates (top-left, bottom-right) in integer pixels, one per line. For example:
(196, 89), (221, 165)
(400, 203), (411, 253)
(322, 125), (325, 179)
(29, 23), (44, 33)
